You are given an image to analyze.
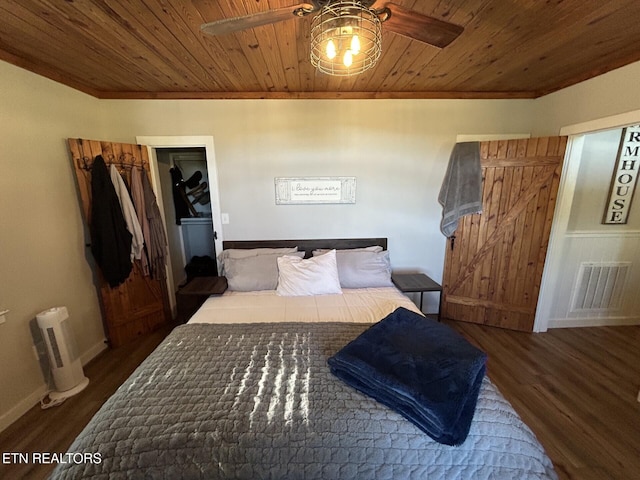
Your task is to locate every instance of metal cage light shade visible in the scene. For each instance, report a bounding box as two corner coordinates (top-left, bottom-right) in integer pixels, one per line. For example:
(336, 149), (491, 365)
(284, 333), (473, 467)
(310, 1), (382, 76)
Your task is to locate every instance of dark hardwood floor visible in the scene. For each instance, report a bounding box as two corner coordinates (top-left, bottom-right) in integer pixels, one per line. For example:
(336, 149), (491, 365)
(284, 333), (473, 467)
(0, 325), (173, 480)
(0, 320), (638, 480)
(447, 320), (640, 480)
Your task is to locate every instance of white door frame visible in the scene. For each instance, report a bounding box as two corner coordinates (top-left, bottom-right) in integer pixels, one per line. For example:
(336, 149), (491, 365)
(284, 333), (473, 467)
(137, 135), (223, 316)
(534, 109), (640, 332)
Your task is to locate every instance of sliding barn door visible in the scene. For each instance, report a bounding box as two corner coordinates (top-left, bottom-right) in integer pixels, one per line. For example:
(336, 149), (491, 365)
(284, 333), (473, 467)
(68, 138), (170, 347)
(442, 136), (567, 331)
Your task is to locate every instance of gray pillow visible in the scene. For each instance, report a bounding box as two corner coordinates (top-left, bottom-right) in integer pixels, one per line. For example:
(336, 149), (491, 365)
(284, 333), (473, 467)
(312, 246), (383, 255)
(225, 252), (304, 291)
(220, 247), (298, 260)
(219, 247), (298, 275)
(317, 250), (393, 288)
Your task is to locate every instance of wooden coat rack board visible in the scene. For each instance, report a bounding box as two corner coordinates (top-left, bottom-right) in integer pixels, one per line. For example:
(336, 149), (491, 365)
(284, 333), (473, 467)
(68, 138), (170, 347)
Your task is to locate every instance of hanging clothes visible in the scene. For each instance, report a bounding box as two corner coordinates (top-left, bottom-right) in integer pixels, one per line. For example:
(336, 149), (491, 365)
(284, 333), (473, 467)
(130, 167), (151, 276)
(141, 169), (168, 279)
(89, 155), (132, 287)
(169, 166), (192, 225)
(109, 164), (144, 261)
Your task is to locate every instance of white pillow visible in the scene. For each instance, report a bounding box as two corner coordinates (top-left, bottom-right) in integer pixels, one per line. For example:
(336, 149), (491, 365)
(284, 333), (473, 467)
(276, 250), (342, 296)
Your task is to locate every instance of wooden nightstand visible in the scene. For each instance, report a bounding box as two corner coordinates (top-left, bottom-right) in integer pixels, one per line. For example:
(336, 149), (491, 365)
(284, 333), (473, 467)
(391, 273), (443, 320)
(176, 276), (227, 323)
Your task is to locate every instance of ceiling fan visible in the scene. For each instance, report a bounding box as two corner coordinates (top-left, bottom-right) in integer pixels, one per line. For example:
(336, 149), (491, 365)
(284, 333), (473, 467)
(200, 1), (463, 76)
(201, 1), (463, 49)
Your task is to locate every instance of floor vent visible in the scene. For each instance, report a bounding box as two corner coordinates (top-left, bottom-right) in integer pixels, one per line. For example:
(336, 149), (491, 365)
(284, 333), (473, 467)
(571, 262), (629, 312)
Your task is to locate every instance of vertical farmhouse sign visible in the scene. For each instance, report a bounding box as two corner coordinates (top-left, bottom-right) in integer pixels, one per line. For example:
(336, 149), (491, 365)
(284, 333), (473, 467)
(603, 125), (640, 224)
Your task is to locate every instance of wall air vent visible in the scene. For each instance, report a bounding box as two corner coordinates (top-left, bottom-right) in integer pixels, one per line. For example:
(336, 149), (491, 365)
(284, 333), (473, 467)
(571, 262), (630, 311)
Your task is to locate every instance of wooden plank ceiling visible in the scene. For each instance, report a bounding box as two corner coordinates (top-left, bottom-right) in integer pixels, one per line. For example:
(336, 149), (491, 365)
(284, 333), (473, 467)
(1, 0), (639, 99)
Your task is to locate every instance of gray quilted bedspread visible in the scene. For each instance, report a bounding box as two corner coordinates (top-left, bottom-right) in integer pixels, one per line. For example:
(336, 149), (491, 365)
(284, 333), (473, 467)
(51, 323), (557, 479)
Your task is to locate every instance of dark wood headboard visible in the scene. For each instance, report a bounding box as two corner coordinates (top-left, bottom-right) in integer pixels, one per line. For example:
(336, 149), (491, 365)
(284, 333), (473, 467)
(222, 238), (387, 258)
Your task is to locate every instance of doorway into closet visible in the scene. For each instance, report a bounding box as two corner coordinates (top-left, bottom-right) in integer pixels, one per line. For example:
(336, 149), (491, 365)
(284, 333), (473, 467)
(157, 147), (217, 290)
(137, 136), (223, 318)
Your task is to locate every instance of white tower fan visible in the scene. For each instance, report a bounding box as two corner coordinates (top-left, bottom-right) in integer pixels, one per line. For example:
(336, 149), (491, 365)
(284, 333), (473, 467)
(36, 306), (89, 405)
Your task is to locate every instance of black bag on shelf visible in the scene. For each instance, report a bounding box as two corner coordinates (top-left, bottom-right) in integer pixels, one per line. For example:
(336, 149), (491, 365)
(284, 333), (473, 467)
(185, 255), (218, 281)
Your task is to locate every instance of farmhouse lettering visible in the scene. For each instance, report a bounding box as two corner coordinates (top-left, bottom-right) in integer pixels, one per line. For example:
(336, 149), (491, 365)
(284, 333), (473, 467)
(603, 125), (640, 224)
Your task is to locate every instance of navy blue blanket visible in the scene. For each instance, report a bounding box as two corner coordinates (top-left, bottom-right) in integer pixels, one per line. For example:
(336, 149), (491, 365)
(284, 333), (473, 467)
(328, 307), (487, 445)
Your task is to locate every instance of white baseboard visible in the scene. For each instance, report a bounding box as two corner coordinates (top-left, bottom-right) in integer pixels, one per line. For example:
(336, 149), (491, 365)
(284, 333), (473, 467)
(0, 338), (107, 433)
(0, 384), (48, 433)
(548, 316), (640, 328)
(80, 338), (108, 366)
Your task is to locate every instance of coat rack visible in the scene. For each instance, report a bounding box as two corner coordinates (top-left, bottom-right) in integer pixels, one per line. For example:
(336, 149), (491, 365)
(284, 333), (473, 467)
(76, 154), (147, 172)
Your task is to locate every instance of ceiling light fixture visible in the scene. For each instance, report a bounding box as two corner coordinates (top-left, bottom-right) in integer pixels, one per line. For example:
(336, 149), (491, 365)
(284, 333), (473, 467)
(310, 1), (382, 77)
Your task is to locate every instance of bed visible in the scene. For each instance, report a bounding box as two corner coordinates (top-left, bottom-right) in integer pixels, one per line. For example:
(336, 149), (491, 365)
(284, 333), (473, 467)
(51, 238), (557, 479)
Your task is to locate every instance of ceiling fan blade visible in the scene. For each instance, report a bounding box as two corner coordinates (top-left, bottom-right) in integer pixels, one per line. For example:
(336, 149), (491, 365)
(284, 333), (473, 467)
(201, 4), (315, 36)
(379, 3), (463, 48)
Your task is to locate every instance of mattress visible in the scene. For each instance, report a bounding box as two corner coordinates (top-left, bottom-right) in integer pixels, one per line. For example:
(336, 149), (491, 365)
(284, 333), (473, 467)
(50, 287), (557, 479)
(51, 321), (557, 479)
(188, 287), (422, 324)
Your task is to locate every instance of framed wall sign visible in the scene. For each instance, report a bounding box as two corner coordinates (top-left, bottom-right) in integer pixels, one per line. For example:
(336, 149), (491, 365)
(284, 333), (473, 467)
(602, 125), (640, 224)
(275, 177), (356, 205)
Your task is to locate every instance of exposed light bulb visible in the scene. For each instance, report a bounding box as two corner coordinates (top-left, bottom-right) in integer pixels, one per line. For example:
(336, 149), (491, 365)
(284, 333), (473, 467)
(350, 35), (360, 55)
(343, 49), (353, 67)
(309, 1), (382, 76)
(326, 39), (336, 59)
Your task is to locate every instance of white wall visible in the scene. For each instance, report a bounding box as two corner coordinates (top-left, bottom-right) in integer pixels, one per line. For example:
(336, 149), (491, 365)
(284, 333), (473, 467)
(531, 61), (640, 329)
(0, 62), (108, 431)
(2, 55), (640, 432)
(96, 98), (535, 303)
(542, 129), (640, 327)
(568, 129), (640, 231)
(532, 61), (640, 136)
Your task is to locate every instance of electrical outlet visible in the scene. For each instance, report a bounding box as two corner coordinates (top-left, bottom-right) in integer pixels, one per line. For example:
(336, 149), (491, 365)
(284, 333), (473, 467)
(221, 213), (230, 224)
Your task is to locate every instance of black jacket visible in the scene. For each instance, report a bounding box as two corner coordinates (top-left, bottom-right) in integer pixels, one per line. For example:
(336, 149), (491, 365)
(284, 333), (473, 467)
(90, 155), (132, 287)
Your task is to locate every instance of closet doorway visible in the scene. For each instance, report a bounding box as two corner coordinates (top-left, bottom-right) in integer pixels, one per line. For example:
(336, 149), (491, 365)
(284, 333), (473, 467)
(137, 136), (223, 318)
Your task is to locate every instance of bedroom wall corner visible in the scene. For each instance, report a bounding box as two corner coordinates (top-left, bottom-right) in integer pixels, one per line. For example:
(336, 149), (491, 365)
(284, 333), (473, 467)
(531, 60), (640, 330)
(0, 61), (107, 432)
(97, 97), (535, 317)
(531, 60), (640, 136)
